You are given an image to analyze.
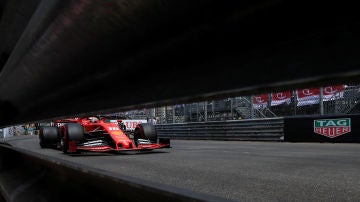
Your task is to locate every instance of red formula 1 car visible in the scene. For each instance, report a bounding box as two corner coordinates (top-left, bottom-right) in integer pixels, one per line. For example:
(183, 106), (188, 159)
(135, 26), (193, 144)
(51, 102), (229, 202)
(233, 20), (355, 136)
(38, 116), (170, 154)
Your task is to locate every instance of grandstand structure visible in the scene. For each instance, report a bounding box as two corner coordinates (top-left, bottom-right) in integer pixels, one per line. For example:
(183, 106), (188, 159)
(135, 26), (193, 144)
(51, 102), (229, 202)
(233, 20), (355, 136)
(121, 83), (360, 124)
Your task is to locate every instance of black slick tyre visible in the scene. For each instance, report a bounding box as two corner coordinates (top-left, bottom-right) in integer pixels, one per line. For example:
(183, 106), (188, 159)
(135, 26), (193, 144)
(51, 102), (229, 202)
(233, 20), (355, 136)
(134, 123), (157, 146)
(39, 126), (58, 148)
(62, 123), (83, 153)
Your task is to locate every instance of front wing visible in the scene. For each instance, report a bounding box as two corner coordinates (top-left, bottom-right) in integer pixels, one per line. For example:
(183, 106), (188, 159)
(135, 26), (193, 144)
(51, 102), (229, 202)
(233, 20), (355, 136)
(75, 143), (171, 153)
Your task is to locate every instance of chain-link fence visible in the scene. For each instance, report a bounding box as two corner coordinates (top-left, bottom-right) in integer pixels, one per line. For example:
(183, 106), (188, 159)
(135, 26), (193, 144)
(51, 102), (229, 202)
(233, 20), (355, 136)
(4, 83), (358, 135)
(124, 83), (360, 124)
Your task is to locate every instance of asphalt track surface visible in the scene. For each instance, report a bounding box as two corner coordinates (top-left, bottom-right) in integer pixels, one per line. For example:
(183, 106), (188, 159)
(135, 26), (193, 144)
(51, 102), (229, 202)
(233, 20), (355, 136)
(3, 135), (360, 201)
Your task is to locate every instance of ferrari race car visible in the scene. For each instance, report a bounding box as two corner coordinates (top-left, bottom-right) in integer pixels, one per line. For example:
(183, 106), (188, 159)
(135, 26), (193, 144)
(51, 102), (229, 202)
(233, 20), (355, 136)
(39, 116), (170, 154)
(98, 114), (148, 136)
(116, 119), (147, 136)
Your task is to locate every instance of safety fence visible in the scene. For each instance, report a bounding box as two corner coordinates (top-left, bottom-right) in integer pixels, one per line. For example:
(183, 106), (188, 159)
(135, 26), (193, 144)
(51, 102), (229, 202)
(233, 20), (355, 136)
(156, 113), (360, 143)
(156, 117), (284, 141)
(116, 83), (360, 124)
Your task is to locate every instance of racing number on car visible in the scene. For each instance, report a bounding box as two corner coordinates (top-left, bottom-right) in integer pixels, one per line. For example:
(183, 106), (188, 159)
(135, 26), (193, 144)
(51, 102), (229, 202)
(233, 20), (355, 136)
(108, 126), (120, 131)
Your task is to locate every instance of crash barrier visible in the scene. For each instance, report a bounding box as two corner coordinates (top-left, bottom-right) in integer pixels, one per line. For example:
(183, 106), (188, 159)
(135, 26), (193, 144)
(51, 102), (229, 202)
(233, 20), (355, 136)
(284, 113), (360, 142)
(156, 118), (284, 141)
(0, 144), (229, 202)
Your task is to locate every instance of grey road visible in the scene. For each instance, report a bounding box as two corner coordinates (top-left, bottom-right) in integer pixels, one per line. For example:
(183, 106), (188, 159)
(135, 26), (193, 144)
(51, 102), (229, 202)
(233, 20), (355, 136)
(4, 136), (360, 201)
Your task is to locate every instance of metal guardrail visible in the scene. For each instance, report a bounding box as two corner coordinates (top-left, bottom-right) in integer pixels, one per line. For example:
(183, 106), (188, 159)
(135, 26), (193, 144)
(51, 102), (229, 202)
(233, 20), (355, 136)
(156, 117), (284, 141)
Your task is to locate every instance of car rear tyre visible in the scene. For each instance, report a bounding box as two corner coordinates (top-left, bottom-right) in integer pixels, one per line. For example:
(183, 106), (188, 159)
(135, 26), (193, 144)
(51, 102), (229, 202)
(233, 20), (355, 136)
(39, 126), (58, 148)
(62, 123), (83, 153)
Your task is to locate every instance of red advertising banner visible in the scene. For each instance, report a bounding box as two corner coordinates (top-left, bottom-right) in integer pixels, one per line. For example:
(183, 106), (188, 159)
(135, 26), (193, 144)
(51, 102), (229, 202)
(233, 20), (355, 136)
(323, 85), (344, 101)
(271, 91), (291, 106)
(296, 85), (345, 106)
(296, 88), (320, 106)
(253, 94), (268, 109)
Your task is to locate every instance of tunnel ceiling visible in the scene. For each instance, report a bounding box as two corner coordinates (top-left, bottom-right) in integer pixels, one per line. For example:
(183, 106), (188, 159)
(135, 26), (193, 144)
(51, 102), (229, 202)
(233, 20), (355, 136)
(0, 0), (359, 126)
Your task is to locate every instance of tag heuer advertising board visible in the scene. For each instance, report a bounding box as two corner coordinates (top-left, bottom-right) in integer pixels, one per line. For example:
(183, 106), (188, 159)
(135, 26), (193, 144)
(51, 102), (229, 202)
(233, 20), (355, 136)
(314, 118), (351, 138)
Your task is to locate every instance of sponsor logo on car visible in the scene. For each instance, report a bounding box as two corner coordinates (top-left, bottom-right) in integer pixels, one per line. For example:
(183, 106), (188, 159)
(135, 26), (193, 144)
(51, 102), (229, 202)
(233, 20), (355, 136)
(122, 120), (147, 131)
(313, 118), (351, 138)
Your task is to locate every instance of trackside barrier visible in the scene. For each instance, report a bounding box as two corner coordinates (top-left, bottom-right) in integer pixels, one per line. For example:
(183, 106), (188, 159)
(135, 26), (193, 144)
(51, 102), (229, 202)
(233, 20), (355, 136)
(284, 113), (360, 142)
(156, 118), (284, 141)
(0, 144), (230, 202)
